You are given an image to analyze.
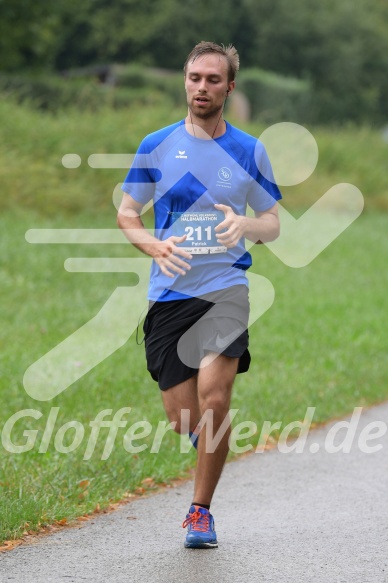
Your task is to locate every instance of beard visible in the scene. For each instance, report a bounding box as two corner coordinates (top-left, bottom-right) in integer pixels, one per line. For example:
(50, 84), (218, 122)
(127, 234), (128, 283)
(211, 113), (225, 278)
(188, 99), (224, 121)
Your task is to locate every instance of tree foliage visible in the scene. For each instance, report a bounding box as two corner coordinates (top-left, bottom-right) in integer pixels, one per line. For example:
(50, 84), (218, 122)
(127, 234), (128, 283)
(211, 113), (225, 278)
(0, 0), (387, 124)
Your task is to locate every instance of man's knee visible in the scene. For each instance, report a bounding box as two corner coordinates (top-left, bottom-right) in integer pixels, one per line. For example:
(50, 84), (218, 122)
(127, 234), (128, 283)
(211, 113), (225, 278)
(162, 400), (200, 435)
(199, 388), (232, 426)
(165, 412), (187, 435)
(161, 376), (200, 434)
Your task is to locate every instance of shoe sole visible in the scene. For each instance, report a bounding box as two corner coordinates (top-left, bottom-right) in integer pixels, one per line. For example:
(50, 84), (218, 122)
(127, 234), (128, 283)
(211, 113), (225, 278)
(184, 541), (218, 549)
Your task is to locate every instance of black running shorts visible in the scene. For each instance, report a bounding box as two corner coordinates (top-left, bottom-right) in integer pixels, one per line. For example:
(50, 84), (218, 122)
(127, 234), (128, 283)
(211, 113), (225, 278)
(142, 284), (251, 390)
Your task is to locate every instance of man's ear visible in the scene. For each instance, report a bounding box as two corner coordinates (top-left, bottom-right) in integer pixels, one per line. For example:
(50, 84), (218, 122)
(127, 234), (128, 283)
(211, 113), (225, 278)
(227, 81), (236, 95)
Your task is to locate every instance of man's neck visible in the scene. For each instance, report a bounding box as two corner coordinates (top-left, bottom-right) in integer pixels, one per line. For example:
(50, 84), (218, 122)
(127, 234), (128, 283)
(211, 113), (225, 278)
(185, 111), (226, 140)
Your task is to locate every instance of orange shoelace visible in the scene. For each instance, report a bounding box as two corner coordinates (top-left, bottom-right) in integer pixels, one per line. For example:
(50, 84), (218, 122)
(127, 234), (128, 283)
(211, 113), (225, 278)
(182, 510), (210, 532)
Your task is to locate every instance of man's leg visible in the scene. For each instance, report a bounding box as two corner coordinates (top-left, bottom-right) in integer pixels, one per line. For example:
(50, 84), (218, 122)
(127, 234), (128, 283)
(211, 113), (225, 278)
(160, 374), (200, 435)
(193, 353), (238, 505)
(160, 355), (238, 548)
(161, 355), (238, 502)
(178, 353), (238, 549)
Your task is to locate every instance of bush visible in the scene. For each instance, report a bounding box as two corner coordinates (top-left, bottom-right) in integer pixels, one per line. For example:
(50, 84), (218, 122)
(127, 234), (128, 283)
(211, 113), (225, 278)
(0, 72), (167, 112)
(114, 64), (185, 106)
(238, 68), (312, 124)
(0, 66), (313, 123)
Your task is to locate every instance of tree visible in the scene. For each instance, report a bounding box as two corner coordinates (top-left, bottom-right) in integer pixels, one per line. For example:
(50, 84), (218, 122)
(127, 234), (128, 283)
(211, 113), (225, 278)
(245, 0), (388, 123)
(0, 0), (67, 70)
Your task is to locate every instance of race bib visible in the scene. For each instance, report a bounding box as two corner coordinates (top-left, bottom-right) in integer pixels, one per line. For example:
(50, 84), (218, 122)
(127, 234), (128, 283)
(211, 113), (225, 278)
(170, 210), (227, 254)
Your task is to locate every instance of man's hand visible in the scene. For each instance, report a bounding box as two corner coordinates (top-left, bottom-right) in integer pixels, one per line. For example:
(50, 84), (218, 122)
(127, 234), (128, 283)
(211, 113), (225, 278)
(117, 194), (192, 277)
(153, 235), (192, 278)
(214, 204), (244, 248)
(214, 202), (280, 245)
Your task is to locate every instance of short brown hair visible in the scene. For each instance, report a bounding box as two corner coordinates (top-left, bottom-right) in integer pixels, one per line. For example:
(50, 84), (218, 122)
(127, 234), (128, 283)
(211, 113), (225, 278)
(183, 41), (240, 83)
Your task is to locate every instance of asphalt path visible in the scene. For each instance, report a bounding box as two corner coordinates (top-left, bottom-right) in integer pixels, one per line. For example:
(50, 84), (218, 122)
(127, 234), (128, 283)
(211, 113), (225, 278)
(1, 403), (388, 583)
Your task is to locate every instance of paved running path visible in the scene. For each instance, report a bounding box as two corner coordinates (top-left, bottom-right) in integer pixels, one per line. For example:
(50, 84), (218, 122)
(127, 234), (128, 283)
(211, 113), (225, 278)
(1, 403), (388, 583)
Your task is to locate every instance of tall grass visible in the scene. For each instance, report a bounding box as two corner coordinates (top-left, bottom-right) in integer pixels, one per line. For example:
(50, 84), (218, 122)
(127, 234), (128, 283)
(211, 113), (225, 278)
(0, 97), (387, 216)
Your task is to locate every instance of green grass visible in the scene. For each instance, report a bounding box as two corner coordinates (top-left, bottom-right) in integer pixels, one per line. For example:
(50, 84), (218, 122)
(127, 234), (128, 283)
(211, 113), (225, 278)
(0, 97), (387, 543)
(0, 96), (387, 217)
(1, 208), (387, 543)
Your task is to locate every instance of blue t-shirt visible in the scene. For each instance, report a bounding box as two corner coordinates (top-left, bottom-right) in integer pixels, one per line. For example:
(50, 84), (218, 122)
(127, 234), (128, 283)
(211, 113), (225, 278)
(122, 120), (281, 301)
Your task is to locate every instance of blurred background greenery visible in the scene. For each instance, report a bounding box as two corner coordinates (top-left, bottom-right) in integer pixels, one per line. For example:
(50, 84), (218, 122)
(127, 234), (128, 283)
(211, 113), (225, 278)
(1, 0), (387, 125)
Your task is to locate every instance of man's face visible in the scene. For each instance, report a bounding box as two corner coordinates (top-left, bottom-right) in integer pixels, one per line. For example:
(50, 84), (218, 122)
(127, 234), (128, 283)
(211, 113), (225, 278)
(184, 53), (234, 120)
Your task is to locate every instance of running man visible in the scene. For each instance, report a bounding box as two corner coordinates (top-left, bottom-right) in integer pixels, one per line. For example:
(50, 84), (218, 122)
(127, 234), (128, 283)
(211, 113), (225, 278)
(117, 41), (281, 548)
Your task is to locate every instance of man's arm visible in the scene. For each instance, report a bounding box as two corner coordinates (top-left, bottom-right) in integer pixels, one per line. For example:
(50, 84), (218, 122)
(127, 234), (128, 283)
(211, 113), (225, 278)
(117, 193), (192, 278)
(214, 202), (280, 247)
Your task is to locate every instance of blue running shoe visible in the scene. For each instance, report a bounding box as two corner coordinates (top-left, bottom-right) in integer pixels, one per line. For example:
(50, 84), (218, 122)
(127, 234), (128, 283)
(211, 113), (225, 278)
(182, 505), (218, 549)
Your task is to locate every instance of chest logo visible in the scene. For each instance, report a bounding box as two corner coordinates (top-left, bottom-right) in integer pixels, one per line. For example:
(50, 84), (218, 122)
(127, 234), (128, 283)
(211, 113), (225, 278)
(218, 167), (232, 181)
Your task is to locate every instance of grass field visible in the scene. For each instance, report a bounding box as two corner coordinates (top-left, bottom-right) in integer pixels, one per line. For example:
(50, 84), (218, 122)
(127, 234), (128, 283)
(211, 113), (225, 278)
(0, 97), (387, 544)
(1, 96), (387, 216)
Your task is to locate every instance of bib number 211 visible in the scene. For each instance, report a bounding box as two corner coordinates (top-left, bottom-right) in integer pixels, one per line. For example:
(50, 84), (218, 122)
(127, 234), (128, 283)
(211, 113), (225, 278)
(170, 210), (227, 254)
